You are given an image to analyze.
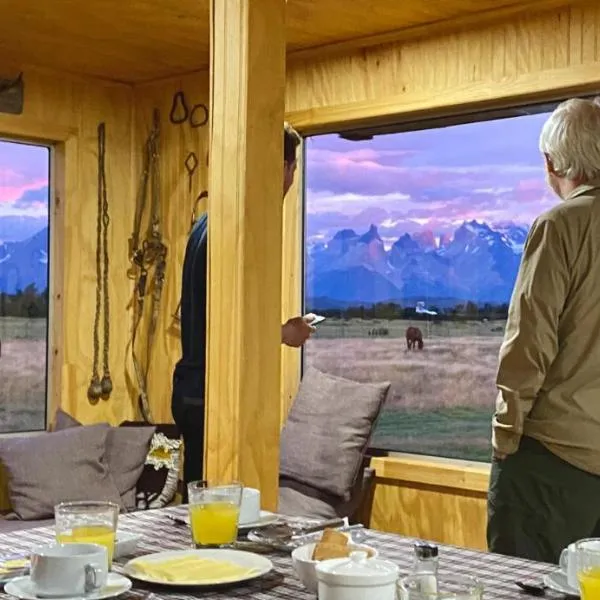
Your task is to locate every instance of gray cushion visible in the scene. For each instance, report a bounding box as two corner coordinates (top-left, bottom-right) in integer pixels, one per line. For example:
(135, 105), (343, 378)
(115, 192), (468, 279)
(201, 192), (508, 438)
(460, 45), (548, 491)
(106, 426), (156, 510)
(278, 484), (337, 520)
(52, 409), (155, 511)
(0, 514), (53, 532)
(0, 424), (123, 520)
(53, 408), (81, 431)
(279, 367), (390, 500)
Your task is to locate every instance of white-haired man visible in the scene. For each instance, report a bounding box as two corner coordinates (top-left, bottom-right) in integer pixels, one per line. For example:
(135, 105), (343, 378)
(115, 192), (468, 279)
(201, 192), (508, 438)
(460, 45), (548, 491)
(487, 98), (600, 563)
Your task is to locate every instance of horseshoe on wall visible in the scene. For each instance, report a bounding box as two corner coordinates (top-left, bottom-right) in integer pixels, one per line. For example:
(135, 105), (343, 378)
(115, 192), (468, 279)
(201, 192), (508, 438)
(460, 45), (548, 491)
(190, 103), (209, 128)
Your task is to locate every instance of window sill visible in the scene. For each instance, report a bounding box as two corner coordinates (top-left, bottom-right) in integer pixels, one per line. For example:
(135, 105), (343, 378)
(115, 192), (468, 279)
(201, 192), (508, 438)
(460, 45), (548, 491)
(370, 452), (490, 493)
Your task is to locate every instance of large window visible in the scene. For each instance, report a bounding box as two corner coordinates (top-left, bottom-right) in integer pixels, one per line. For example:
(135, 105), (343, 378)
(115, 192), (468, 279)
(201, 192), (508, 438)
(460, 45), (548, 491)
(0, 140), (50, 433)
(303, 107), (558, 462)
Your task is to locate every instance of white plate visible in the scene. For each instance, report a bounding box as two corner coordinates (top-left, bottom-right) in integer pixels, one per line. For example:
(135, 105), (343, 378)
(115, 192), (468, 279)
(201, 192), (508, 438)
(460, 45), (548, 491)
(543, 569), (579, 597)
(4, 573), (132, 600)
(239, 511), (280, 531)
(123, 549), (272, 587)
(180, 510), (280, 531)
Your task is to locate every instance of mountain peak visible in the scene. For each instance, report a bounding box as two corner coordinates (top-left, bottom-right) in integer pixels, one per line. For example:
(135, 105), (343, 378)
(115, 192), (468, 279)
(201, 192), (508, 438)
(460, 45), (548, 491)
(359, 224), (381, 244)
(332, 228), (358, 240)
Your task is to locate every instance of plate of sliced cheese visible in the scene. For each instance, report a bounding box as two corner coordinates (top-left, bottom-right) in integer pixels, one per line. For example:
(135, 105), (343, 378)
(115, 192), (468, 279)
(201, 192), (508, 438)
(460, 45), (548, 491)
(122, 549), (273, 587)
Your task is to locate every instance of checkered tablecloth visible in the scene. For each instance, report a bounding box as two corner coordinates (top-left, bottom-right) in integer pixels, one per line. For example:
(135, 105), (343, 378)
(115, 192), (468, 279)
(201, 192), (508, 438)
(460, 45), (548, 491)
(0, 506), (558, 599)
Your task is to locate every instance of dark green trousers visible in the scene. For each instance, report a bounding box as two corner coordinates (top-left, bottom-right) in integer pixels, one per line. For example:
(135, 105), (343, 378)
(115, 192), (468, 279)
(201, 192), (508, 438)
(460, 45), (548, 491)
(487, 436), (600, 564)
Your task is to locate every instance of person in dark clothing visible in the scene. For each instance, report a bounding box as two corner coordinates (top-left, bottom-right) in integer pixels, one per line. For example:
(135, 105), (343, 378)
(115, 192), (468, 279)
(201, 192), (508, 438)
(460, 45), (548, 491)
(172, 123), (315, 498)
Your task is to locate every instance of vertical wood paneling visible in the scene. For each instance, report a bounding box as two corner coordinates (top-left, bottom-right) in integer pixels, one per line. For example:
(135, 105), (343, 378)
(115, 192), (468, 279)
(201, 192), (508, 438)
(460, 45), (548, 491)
(131, 72), (209, 424)
(286, 5), (600, 113)
(0, 64), (136, 427)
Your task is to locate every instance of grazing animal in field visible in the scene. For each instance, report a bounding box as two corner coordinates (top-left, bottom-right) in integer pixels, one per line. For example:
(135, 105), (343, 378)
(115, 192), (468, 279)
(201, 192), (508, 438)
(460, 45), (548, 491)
(405, 326), (424, 350)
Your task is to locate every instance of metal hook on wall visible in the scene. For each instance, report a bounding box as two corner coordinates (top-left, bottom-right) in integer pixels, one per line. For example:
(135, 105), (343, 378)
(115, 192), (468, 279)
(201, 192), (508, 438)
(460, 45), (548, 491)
(190, 103), (209, 128)
(169, 91), (189, 125)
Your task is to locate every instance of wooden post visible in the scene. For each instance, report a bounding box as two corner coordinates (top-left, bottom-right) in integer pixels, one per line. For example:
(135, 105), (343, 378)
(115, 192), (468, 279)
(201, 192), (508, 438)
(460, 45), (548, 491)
(205, 0), (286, 510)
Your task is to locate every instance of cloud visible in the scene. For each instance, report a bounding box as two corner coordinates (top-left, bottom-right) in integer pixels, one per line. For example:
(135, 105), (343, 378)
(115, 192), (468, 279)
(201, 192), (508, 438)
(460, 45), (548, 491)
(303, 111), (558, 247)
(0, 141), (50, 218)
(13, 186), (49, 208)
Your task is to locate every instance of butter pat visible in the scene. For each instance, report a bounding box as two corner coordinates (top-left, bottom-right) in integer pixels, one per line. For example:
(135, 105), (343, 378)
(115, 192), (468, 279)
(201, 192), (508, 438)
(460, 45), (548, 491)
(130, 555), (259, 584)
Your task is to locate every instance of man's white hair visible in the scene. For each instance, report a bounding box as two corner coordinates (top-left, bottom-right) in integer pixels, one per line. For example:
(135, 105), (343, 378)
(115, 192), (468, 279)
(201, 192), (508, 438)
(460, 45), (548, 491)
(539, 97), (600, 181)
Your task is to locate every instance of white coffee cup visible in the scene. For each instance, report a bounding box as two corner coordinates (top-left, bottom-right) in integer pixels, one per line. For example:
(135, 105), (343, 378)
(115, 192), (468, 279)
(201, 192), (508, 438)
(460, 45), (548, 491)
(560, 542), (578, 589)
(238, 487), (261, 525)
(30, 543), (108, 598)
(560, 538), (600, 590)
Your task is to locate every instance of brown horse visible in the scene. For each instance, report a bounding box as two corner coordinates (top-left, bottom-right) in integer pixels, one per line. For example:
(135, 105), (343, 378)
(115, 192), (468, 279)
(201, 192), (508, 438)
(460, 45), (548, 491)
(405, 326), (424, 350)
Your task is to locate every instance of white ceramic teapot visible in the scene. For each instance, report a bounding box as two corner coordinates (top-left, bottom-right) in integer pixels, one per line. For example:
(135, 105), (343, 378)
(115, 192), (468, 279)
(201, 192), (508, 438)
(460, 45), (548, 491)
(315, 550), (399, 600)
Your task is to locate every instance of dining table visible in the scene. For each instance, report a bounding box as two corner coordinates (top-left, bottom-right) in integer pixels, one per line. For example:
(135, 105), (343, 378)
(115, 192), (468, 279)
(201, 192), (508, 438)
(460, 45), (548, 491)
(0, 505), (561, 599)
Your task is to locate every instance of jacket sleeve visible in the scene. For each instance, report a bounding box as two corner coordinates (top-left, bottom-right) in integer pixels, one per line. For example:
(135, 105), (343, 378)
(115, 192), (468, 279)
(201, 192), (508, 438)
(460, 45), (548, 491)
(492, 215), (569, 455)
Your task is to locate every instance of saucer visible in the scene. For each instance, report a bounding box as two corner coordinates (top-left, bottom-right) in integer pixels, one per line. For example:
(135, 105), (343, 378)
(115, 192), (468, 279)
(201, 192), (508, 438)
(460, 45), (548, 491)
(238, 511), (279, 531)
(543, 569), (579, 597)
(4, 573), (132, 600)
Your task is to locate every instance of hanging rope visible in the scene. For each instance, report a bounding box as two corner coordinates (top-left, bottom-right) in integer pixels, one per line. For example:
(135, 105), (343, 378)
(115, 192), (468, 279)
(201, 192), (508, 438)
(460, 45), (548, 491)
(88, 122), (112, 402)
(127, 109), (166, 423)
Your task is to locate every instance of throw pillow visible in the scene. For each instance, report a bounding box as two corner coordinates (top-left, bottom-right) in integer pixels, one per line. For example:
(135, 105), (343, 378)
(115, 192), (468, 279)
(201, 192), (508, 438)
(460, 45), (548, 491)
(0, 424), (123, 520)
(120, 422), (182, 509)
(53, 408), (82, 431)
(52, 409), (156, 511)
(106, 426), (156, 511)
(280, 367), (390, 500)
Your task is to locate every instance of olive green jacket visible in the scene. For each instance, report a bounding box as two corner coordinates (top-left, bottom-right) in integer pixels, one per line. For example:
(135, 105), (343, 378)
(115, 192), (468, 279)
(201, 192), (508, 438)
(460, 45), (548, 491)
(493, 181), (600, 475)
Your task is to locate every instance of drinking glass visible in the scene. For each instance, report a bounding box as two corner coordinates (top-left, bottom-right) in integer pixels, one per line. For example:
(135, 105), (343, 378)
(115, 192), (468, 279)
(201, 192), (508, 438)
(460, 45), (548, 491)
(577, 540), (600, 599)
(54, 501), (119, 568)
(397, 573), (484, 600)
(187, 480), (243, 548)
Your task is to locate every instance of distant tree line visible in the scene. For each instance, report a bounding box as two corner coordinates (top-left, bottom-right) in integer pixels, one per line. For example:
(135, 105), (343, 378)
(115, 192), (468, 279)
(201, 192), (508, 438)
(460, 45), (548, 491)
(308, 301), (510, 321)
(0, 285), (49, 318)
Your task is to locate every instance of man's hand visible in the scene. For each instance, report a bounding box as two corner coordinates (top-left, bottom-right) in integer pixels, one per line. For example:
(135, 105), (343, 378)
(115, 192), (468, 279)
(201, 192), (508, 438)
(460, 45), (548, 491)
(282, 315), (316, 348)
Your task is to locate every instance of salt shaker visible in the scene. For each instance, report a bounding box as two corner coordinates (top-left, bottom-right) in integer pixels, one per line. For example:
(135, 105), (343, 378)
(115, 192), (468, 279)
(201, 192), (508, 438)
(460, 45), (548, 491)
(412, 541), (439, 593)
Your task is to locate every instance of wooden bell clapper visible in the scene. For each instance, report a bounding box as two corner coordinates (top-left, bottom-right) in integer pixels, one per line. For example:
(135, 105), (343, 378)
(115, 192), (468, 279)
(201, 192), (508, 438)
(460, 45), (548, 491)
(87, 122), (113, 402)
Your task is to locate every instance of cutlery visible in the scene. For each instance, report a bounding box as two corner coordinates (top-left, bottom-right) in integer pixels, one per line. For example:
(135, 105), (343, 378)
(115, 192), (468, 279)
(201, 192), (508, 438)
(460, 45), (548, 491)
(516, 580), (578, 598)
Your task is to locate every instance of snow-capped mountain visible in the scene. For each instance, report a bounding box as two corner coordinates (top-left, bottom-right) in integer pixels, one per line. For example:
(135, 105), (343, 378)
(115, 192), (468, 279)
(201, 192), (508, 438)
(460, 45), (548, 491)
(0, 227), (49, 294)
(306, 220), (528, 308)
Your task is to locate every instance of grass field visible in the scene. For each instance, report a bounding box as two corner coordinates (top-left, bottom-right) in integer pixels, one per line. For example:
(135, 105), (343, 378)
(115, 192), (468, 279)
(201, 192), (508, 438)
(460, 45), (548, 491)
(0, 316), (47, 433)
(304, 318), (504, 462)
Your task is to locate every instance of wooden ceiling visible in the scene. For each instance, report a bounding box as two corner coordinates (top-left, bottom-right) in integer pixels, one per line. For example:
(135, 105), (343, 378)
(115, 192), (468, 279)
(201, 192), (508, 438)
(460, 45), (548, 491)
(0, 0), (584, 83)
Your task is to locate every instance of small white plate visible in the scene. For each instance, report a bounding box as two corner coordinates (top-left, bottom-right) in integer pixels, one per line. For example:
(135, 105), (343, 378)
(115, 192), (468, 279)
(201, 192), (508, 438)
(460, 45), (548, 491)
(543, 569), (580, 597)
(239, 511), (280, 531)
(123, 548), (272, 587)
(4, 573), (132, 600)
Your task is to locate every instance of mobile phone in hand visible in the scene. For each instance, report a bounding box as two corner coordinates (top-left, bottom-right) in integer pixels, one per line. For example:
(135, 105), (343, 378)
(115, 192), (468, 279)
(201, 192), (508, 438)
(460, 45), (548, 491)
(308, 314), (326, 326)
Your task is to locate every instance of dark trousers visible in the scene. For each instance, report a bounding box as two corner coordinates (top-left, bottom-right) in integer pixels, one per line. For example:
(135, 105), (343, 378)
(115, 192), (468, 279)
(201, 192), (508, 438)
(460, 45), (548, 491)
(172, 378), (205, 503)
(487, 436), (600, 564)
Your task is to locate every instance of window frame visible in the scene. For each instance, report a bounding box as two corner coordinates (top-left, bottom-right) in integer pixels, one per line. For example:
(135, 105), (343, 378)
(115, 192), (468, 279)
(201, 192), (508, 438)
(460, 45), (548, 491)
(297, 93), (598, 462)
(0, 122), (70, 436)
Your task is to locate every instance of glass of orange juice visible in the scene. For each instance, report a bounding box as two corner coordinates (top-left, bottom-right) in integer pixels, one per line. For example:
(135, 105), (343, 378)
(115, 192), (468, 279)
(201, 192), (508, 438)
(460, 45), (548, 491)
(187, 481), (243, 548)
(577, 540), (600, 599)
(54, 501), (119, 569)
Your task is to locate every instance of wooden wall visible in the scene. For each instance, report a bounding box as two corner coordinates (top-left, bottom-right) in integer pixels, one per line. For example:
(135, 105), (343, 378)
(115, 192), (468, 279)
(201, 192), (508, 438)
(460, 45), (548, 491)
(0, 64), (136, 426)
(286, 4), (600, 117)
(284, 3), (600, 550)
(130, 73), (209, 424)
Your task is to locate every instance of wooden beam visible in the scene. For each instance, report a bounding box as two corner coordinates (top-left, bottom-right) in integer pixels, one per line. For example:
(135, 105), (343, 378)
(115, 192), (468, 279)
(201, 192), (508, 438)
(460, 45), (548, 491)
(286, 63), (600, 135)
(371, 456), (490, 494)
(286, 0), (592, 66)
(280, 140), (303, 426)
(205, 0), (287, 511)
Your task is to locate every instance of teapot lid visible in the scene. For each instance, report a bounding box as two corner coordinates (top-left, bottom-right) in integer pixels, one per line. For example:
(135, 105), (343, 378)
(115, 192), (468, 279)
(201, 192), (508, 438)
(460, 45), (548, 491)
(315, 551), (399, 587)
